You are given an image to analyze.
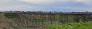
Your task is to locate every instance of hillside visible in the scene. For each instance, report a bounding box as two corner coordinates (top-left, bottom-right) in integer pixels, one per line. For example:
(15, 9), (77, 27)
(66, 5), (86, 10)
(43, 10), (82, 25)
(0, 12), (92, 29)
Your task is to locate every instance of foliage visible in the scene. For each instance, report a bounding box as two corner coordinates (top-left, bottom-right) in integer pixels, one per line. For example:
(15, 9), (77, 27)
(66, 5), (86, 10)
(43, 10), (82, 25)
(70, 21), (92, 29)
(32, 19), (43, 22)
(45, 21), (92, 29)
(4, 13), (13, 18)
(45, 24), (70, 29)
(60, 15), (74, 24)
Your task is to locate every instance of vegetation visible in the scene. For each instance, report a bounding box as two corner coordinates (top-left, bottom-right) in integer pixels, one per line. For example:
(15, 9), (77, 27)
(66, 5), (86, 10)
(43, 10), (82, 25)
(45, 24), (70, 29)
(45, 21), (92, 29)
(4, 13), (14, 18)
(2, 13), (92, 29)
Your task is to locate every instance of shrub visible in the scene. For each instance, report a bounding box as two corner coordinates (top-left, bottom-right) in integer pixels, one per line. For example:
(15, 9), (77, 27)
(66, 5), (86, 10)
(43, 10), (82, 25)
(45, 21), (92, 29)
(4, 13), (13, 18)
(45, 24), (70, 29)
(70, 21), (92, 29)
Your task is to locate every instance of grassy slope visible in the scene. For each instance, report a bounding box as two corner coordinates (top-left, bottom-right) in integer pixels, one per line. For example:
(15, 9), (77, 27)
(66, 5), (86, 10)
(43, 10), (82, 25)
(45, 21), (92, 29)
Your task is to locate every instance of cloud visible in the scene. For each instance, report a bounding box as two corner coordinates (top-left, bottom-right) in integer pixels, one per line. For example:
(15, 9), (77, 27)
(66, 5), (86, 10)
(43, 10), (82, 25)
(72, 0), (92, 4)
(18, 0), (56, 5)
(18, 0), (92, 5)
(0, 0), (92, 12)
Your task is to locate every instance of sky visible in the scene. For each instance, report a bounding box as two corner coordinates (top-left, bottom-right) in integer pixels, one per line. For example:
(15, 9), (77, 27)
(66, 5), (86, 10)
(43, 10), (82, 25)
(0, 0), (92, 12)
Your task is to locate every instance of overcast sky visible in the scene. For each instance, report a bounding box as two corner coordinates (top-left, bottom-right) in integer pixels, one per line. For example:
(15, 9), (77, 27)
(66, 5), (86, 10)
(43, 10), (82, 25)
(0, 0), (92, 12)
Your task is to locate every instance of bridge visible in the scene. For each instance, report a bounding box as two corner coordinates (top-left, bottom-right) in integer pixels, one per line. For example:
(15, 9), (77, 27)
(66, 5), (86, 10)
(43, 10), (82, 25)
(8, 12), (92, 16)
(3, 12), (92, 29)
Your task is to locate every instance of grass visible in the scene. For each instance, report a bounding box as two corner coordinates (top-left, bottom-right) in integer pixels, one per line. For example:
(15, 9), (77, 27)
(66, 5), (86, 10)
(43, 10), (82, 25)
(45, 24), (70, 29)
(45, 21), (92, 29)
